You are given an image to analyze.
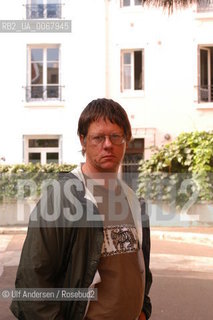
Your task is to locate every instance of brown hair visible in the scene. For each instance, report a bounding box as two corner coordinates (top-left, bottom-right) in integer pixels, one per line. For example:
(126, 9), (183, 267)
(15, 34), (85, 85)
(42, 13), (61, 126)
(77, 98), (132, 142)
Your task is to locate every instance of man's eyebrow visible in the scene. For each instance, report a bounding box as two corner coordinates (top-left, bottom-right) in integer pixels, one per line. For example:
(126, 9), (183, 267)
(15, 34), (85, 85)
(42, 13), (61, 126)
(89, 131), (124, 135)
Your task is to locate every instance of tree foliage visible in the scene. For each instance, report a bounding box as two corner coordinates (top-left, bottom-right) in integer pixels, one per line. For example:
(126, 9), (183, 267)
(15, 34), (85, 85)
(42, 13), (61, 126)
(143, 0), (204, 12)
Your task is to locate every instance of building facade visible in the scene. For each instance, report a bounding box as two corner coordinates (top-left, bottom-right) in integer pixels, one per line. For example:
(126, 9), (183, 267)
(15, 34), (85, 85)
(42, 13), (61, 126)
(0, 0), (106, 166)
(1, 0), (213, 179)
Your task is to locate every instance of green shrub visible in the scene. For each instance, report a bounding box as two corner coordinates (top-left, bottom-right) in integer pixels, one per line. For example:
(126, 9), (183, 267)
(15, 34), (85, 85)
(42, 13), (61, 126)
(0, 163), (77, 201)
(137, 131), (213, 208)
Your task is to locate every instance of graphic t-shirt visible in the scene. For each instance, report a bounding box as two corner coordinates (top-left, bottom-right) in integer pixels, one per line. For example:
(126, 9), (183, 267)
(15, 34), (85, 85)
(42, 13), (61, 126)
(84, 176), (145, 320)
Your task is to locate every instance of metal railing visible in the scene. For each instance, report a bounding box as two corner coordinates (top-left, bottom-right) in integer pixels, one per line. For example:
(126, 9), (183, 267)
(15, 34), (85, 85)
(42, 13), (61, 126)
(122, 155), (143, 191)
(198, 85), (213, 103)
(197, 0), (213, 12)
(25, 85), (63, 102)
(26, 4), (62, 19)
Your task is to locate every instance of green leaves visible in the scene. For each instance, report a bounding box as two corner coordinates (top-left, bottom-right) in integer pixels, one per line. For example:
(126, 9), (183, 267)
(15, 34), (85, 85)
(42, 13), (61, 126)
(137, 131), (213, 206)
(0, 163), (77, 202)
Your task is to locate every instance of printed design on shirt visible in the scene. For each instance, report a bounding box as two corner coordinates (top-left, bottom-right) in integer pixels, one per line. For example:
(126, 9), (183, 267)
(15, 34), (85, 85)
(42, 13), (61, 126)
(101, 225), (138, 257)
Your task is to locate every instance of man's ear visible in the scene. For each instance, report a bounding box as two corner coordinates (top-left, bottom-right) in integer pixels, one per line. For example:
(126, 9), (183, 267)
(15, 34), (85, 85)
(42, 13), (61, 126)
(80, 135), (86, 155)
(79, 135), (86, 156)
(80, 135), (86, 147)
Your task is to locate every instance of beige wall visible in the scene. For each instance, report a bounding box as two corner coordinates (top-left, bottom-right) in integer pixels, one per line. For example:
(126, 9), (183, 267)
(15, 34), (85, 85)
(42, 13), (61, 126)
(1, 1), (213, 164)
(106, 1), (213, 159)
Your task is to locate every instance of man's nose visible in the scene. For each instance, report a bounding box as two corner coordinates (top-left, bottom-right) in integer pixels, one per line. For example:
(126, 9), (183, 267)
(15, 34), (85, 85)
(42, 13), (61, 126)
(103, 136), (113, 147)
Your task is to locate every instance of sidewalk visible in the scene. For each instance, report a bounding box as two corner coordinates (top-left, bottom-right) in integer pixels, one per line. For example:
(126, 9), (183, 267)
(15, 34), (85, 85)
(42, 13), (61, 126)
(151, 226), (213, 247)
(0, 225), (213, 246)
(0, 229), (212, 320)
(0, 227), (27, 235)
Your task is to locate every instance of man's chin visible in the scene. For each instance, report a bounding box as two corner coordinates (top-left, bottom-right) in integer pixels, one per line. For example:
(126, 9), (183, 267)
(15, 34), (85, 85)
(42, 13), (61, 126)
(98, 162), (119, 173)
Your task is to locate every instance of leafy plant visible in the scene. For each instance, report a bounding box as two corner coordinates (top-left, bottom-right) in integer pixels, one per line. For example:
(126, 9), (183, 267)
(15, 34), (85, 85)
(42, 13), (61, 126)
(0, 163), (76, 201)
(137, 131), (213, 208)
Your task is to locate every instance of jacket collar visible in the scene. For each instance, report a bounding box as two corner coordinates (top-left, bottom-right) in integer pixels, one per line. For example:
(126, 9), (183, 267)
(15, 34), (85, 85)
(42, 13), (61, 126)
(72, 165), (143, 247)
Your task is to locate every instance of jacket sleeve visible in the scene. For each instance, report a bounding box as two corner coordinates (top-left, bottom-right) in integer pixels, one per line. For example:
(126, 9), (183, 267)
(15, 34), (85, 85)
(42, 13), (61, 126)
(140, 198), (153, 319)
(10, 181), (76, 320)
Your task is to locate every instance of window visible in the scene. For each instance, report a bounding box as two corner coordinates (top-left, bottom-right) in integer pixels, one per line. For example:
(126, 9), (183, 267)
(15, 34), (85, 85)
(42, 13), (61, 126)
(27, 45), (60, 101)
(121, 50), (144, 92)
(122, 138), (144, 191)
(199, 46), (213, 103)
(24, 136), (62, 164)
(121, 0), (142, 7)
(26, 0), (61, 19)
(197, 0), (213, 12)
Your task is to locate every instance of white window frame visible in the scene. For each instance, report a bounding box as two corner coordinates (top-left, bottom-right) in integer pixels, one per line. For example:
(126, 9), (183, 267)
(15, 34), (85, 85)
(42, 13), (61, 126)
(199, 46), (212, 103)
(23, 135), (62, 165)
(27, 44), (61, 102)
(27, 0), (61, 19)
(121, 49), (144, 93)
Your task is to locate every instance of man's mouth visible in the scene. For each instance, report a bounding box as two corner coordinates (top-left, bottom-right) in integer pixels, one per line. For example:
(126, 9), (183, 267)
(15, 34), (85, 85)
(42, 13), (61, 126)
(101, 155), (115, 159)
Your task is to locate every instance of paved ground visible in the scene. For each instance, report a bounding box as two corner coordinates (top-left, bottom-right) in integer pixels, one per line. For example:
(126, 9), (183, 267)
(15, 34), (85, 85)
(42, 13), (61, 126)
(152, 226), (213, 234)
(150, 238), (213, 320)
(151, 226), (213, 247)
(151, 269), (213, 320)
(0, 227), (212, 319)
(0, 234), (26, 320)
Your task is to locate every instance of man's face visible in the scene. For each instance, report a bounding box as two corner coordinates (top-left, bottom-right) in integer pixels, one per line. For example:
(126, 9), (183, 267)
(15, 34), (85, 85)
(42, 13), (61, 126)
(80, 118), (127, 173)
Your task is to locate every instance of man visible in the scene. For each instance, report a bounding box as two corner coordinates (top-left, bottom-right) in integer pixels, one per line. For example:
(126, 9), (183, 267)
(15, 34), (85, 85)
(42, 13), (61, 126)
(10, 98), (152, 319)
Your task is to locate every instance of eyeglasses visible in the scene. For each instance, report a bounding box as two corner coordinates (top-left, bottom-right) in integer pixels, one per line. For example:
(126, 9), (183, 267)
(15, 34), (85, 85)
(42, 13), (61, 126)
(87, 134), (126, 146)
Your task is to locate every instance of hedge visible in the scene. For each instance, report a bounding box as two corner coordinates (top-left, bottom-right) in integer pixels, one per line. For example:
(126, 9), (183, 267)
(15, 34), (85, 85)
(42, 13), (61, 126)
(137, 131), (213, 208)
(0, 163), (76, 201)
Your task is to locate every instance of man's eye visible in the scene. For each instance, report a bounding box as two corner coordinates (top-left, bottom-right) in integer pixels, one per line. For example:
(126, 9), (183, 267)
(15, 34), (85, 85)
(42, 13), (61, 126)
(92, 136), (103, 142)
(111, 134), (121, 141)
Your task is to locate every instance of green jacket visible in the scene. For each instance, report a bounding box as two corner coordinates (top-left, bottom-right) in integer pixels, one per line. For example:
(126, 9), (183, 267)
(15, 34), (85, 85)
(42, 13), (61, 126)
(10, 168), (152, 319)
